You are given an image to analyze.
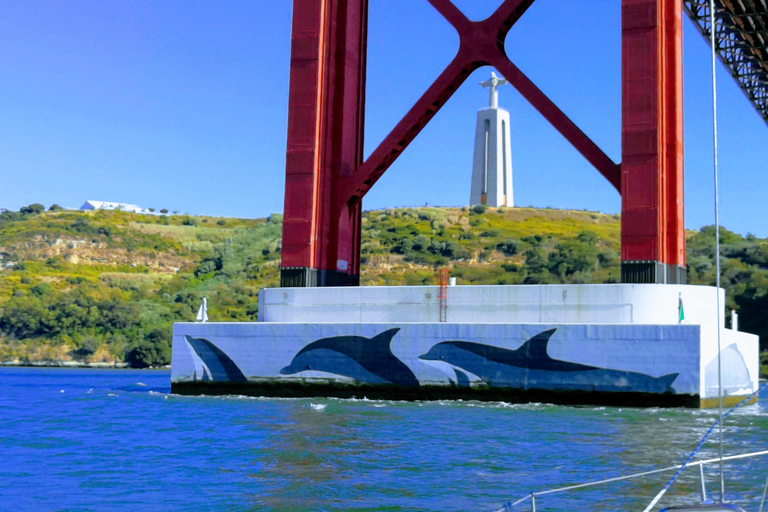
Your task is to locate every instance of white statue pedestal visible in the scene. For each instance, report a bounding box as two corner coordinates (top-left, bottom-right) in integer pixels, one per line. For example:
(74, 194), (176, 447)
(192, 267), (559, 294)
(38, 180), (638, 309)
(470, 72), (513, 207)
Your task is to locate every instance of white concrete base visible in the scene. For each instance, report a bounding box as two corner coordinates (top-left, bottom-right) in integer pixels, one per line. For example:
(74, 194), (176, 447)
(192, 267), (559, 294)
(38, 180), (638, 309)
(170, 284), (759, 407)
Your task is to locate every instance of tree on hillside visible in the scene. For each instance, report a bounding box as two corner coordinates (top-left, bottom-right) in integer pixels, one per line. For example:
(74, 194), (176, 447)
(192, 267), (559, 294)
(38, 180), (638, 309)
(20, 203), (45, 215)
(75, 336), (102, 358)
(548, 237), (598, 282)
(126, 340), (170, 368)
(496, 239), (519, 256)
(0, 209), (21, 222)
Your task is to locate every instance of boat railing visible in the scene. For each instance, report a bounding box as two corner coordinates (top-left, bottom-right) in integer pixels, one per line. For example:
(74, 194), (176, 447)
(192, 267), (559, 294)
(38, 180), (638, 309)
(499, 450), (768, 512)
(500, 381), (768, 512)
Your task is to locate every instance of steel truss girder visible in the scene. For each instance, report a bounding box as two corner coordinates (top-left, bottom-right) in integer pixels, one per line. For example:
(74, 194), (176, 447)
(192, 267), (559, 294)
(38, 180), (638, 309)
(684, 0), (768, 125)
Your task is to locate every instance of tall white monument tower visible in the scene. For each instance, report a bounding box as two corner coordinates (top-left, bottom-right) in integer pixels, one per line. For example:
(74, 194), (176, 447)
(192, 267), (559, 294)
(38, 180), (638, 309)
(470, 72), (513, 207)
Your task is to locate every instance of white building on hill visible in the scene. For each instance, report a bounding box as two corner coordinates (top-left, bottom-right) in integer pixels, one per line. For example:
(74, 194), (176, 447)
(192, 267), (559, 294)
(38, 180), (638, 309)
(80, 200), (151, 214)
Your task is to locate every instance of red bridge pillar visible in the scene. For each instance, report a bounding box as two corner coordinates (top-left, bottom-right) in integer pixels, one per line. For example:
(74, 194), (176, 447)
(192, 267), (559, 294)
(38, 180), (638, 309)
(280, 0), (367, 287)
(280, 0), (687, 287)
(621, 0), (686, 283)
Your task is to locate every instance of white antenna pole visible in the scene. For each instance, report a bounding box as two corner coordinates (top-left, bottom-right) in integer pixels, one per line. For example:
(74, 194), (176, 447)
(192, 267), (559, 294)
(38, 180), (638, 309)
(709, 0), (725, 502)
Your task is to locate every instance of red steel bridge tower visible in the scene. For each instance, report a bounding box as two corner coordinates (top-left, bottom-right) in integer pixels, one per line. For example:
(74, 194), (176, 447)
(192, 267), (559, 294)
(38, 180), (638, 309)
(279, 0), (768, 287)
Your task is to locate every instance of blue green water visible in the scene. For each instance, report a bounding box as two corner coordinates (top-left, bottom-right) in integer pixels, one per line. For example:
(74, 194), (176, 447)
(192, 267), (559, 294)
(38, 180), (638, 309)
(1, 367), (766, 512)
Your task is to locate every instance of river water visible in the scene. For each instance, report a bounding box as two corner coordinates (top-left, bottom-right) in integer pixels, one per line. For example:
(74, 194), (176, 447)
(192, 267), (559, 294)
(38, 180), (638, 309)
(1, 367), (766, 512)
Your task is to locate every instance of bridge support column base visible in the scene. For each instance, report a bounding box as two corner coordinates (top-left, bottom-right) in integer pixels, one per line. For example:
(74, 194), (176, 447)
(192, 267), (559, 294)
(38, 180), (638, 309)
(621, 261), (687, 284)
(280, 267), (360, 288)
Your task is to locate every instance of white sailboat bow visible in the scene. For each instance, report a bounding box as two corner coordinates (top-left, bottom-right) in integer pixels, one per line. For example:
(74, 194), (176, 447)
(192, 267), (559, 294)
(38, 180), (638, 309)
(195, 296), (208, 323)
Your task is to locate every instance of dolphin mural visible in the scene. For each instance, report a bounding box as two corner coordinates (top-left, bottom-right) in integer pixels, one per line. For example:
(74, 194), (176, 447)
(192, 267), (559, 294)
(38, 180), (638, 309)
(704, 343), (752, 397)
(418, 328), (679, 393)
(184, 335), (248, 382)
(280, 328), (419, 386)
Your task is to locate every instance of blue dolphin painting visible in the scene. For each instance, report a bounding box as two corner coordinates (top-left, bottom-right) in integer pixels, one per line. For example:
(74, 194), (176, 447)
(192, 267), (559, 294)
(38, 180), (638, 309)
(418, 329), (679, 393)
(185, 335), (248, 382)
(280, 328), (419, 386)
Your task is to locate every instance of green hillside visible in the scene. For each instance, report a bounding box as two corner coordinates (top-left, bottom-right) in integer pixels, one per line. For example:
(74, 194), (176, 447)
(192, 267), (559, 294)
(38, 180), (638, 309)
(0, 203), (766, 376)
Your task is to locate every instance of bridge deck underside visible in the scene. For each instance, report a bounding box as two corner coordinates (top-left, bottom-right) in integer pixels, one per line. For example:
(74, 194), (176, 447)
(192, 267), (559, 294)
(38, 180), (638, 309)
(684, 0), (768, 125)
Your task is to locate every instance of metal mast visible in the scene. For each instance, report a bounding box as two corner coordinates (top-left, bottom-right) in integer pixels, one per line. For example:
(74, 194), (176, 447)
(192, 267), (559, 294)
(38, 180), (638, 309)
(709, 0), (725, 502)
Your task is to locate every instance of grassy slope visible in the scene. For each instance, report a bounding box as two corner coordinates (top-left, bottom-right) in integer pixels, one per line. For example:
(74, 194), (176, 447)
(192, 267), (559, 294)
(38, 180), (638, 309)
(359, 206), (621, 286)
(0, 206), (766, 373)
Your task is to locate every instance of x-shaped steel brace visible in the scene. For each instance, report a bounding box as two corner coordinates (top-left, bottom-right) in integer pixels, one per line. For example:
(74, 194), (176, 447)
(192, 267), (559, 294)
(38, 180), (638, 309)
(341, 0), (621, 205)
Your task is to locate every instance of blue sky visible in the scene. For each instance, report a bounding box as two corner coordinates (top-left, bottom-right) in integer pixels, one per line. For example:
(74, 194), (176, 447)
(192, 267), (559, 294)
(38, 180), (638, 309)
(1, 1), (767, 235)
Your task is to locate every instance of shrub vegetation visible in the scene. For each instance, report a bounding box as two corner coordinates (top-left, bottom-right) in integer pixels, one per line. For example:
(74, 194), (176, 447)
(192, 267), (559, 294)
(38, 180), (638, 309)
(0, 205), (766, 374)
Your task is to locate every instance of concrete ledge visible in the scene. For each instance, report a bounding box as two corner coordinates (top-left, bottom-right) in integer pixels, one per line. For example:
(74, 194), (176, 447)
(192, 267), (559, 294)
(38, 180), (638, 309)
(259, 283), (722, 327)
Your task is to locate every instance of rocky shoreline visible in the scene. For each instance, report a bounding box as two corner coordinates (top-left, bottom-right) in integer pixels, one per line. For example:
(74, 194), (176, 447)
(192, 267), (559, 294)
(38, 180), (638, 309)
(1, 360), (137, 369)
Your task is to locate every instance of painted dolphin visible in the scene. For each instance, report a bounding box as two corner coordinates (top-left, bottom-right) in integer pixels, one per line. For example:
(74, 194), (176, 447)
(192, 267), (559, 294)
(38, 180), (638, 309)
(418, 329), (679, 393)
(185, 335), (248, 382)
(280, 328), (419, 386)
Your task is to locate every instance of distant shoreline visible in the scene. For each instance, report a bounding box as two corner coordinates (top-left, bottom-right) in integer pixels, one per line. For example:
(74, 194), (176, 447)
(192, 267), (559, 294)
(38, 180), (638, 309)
(0, 361), (170, 370)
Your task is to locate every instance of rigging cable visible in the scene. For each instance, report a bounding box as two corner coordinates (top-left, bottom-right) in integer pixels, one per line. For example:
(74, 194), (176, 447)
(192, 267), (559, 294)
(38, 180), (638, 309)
(709, 0), (725, 502)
